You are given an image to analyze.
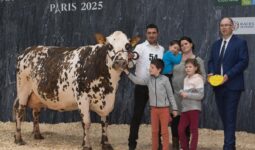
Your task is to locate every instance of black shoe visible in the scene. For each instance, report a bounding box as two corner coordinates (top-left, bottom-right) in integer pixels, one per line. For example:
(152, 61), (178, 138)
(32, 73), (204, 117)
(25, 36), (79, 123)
(172, 137), (179, 150)
(158, 135), (162, 150)
(129, 146), (136, 150)
(158, 144), (162, 150)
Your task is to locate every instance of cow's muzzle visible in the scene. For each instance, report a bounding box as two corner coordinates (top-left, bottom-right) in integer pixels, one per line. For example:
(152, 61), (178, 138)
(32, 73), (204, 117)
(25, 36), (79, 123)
(112, 59), (128, 70)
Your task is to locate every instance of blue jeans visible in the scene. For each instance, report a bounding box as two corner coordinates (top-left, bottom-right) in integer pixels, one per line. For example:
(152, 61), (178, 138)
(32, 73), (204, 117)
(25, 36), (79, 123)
(214, 86), (241, 150)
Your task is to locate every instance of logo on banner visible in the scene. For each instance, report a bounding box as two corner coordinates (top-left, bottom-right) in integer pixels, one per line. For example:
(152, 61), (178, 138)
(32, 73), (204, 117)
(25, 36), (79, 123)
(232, 17), (255, 34)
(233, 21), (240, 31)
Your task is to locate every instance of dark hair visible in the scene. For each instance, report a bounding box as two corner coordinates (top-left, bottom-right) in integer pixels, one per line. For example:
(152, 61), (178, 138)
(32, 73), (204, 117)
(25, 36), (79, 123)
(220, 17), (234, 25)
(150, 58), (164, 73)
(169, 40), (180, 47)
(185, 58), (201, 75)
(146, 24), (159, 32)
(179, 36), (195, 50)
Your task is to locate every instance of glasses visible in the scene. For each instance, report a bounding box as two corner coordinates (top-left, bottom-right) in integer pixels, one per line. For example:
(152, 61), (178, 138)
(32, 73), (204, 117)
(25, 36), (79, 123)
(220, 24), (232, 28)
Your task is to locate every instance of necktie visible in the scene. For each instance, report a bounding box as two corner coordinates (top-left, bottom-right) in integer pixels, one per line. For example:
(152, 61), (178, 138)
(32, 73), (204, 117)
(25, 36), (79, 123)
(217, 41), (226, 74)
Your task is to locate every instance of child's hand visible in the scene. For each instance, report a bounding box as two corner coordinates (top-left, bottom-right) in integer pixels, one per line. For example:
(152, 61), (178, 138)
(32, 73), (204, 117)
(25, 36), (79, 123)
(172, 110), (178, 117)
(173, 51), (179, 55)
(179, 92), (188, 98)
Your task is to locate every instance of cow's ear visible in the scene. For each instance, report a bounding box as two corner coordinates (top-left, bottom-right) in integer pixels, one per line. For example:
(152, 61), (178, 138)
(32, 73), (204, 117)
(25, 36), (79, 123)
(95, 33), (106, 44)
(130, 36), (141, 47)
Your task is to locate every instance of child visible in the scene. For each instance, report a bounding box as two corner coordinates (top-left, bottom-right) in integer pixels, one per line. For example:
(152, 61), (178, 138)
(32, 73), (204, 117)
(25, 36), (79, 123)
(178, 58), (204, 150)
(124, 59), (178, 150)
(162, 40), (182, 81)
(161, 40), (182, 149)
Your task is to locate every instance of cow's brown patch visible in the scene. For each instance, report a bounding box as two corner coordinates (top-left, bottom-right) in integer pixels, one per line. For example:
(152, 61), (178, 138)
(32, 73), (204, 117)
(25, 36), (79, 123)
(75, 45), (114, 98)
(34, 47), (77, 101)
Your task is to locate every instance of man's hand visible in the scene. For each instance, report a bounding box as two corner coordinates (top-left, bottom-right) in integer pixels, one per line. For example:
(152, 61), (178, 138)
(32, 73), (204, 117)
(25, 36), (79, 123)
(207, 73), (213, 82)
(223, 74), (228, 83)
(128, 53), (134, 60)
(172, 110), (178, 117)
(124, 69), (129, 75)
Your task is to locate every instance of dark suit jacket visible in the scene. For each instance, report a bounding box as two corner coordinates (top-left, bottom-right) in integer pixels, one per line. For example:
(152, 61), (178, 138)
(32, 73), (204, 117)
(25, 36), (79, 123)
(208, 35), (249, 91)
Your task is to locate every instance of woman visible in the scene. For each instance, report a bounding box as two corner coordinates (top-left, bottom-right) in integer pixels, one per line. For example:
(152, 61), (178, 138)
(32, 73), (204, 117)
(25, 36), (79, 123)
(171, 36), (206, 150)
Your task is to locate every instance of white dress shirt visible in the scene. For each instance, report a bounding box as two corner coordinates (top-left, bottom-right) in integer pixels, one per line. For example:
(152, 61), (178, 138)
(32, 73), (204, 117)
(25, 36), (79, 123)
(220, 34), (233, 75)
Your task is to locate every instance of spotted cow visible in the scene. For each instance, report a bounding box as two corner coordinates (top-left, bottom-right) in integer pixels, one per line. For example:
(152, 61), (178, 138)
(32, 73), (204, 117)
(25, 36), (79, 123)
(13, 31), (140, 150)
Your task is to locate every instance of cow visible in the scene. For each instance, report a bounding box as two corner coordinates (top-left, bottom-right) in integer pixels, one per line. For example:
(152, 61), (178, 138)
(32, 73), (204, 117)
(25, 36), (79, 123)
(13, 31), (140, 150)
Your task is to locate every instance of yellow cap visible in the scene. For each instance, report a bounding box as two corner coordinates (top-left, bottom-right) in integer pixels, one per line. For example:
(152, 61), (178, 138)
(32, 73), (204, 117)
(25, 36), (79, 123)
(208, 75), (224, 86)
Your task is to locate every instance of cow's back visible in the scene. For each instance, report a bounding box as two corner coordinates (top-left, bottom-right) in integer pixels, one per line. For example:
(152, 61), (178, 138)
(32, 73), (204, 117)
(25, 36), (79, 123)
(17, 46), (81, 109)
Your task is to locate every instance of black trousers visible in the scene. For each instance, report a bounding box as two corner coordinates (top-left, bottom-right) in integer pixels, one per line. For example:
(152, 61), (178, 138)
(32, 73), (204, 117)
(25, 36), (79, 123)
(128, 85), (149, 148)
(171, 114), (180, 137)
(163, 74), (174, 93)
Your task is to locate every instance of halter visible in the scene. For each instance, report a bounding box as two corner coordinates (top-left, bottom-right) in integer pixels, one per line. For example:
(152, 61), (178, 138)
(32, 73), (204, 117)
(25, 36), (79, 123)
(108, 49), (128, 63)
(105, 43), (139, 62)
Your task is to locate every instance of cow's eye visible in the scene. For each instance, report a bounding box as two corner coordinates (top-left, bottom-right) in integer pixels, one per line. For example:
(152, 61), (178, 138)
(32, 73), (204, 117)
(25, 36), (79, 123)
(125, 43), (132, 51)
(107, 44), (113, 51)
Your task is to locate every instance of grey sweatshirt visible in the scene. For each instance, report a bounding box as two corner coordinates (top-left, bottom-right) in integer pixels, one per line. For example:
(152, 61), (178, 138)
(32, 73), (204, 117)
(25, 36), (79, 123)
(128, 73), (178, 110)
(179, 74), (204, 112)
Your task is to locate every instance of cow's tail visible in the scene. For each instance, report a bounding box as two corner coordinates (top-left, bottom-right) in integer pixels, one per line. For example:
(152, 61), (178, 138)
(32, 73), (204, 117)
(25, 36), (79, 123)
(12, 97), (18, 121)
(12, 97), (26, 121)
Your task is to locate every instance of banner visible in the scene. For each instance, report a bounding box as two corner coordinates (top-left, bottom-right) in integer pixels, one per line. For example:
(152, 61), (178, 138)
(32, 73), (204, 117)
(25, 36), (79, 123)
(232, 17), (255, 34)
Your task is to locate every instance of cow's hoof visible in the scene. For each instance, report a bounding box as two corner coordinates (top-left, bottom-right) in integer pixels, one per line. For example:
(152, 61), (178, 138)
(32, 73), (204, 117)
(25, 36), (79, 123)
(14, 135), (26, 145)
(102, 144), (113, 150)
(34, 133), (44, 140)
(83, 147), (92, 150)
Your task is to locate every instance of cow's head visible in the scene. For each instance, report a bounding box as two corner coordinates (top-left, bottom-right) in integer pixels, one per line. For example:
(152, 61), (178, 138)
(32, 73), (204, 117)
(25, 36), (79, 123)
(95, 31), (140, 70)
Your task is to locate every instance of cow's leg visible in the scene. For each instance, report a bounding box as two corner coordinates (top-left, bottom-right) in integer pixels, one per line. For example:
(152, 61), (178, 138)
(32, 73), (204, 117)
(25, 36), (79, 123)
(101, 116), (113, 150)
(78, 100), (92, 150)
(32, 108), (44, 139)
(14, 102), (26, 145)
(27, 93), (44, 139)
(14, 75), (32, 145)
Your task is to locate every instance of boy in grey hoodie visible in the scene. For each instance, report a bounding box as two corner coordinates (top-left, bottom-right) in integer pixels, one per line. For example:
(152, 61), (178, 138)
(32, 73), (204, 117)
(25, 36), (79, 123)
(124, 59), (178, 150)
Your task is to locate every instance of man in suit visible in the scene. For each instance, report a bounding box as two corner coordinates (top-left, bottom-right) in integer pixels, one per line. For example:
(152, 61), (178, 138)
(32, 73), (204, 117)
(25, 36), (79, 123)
(208, 17), (249, 150)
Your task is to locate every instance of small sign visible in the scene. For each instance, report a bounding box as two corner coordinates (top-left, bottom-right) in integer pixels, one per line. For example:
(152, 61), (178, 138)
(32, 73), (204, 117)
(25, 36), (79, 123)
(242, 0), (252, 5)
(232, 17), (255, 34)
(215, 0), (255, 6)
(215, 0), (241, 6)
